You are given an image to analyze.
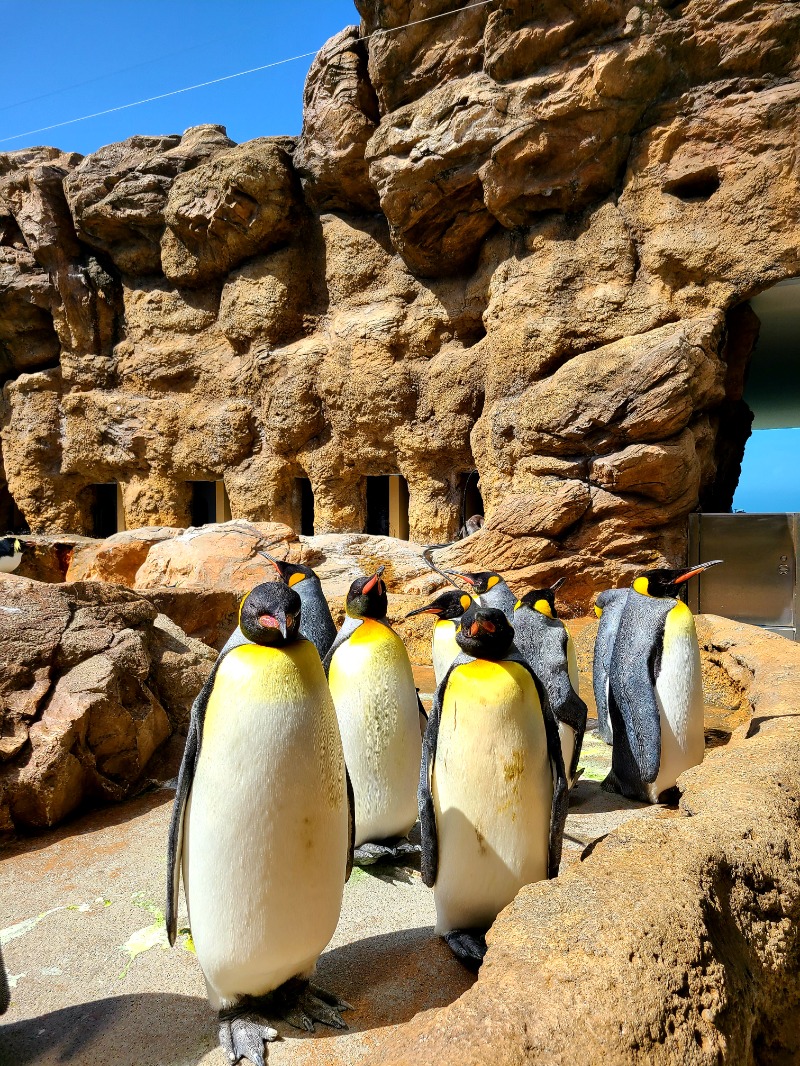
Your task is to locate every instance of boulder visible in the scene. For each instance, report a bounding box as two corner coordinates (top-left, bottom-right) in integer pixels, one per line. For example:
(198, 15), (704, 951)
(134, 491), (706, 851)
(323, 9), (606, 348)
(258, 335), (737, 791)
(0, 577), (215, 836)
(63, 125), (235, 275)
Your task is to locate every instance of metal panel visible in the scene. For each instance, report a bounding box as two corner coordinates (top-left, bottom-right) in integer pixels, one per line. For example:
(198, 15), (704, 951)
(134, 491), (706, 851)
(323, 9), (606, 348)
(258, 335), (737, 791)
(688, 513), (798, 639)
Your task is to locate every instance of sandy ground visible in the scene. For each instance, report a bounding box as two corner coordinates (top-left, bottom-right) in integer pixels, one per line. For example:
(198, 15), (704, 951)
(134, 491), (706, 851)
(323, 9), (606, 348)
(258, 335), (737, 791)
(0, 624), (734, 1066)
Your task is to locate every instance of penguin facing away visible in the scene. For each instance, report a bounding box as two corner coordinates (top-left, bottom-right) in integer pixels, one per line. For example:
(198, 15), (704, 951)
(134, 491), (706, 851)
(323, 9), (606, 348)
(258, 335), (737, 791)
(166, 582), (353, 1065)
(0, 537), (23, 574)
(264, 555), (337, 659)
(324, 566), (423, 865)
(405, 590), (475, 685)
(452, 570), (518, 622)
(419, 602), (569, 970)
(513, 579), (588, 788)
(592, 588), (630, 745)
(604, 560), (722, 804)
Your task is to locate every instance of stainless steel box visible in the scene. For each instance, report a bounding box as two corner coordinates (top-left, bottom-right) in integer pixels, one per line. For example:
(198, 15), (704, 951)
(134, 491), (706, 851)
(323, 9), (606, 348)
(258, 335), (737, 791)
(687, 513), (799, 640)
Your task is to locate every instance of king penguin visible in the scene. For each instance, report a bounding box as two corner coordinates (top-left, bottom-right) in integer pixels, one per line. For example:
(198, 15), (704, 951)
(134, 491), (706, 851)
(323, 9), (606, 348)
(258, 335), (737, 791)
(513, 579), (588, 788)
(451, 570), (518, 622)
(166, 582), (353, 1066)
(405, 589), (474, 684)
(592, 588), (629, 745)
(419, 602), (568, 970)
(0, 537), (23, 574)
(324, 566), (422, 865)
(263, 554), (337, 659)
(604, 560), (722, 804)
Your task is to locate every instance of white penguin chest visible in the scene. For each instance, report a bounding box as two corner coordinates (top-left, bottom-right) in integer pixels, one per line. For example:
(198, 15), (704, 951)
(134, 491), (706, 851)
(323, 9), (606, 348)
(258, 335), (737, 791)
(184, 641), (348, 1005)
(432, 620), (460, 685)
(432, 659), (553, 933)
(328, 619), (421, 845)
(650, 602), (705, 799)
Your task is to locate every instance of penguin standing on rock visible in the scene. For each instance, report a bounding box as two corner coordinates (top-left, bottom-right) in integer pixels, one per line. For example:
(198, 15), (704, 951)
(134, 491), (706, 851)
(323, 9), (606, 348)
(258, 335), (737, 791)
(0, 537), (23, 574)
(167, 582), (353, 1066)
(419, 602), (568, 970)
(592, 588), (630, 745)
(405, 590), (474, 684)
(451, 570), (518, 622)
(262, 554), (337, 659)
(324, 567), (422, 865)
(604, 561), (722, 804)
(513, 579), (587, 788)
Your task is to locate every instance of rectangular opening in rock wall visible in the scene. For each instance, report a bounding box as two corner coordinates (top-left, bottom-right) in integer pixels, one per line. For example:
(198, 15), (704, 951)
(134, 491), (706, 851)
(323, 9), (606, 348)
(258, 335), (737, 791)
(91, 483), (119, 539)
(215, 481), (232, 523)
(190, 481), (217, 527)
(389, 475), (409, 540)
(296, 477), (314, 536)
(365, 476), (390, 536)
(460, 471), (484, 534)
(365, 475), (409, 539)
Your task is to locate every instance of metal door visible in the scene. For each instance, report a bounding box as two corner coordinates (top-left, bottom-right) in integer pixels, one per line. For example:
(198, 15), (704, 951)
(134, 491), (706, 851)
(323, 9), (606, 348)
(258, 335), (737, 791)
(687, 514), (798, 639)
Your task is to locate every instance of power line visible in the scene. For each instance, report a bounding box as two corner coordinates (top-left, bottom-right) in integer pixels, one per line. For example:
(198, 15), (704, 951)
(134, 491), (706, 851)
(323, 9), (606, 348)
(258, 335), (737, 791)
(0, 0), (495, 146)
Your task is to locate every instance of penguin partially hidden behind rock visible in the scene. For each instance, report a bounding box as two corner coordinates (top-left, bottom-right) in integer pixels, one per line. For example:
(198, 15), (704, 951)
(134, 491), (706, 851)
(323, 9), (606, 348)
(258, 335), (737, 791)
(0, 537), (23, 574)
(262, 553), (337, 659)
(451, 569), (518, 622)
(419, 602), (568, 970)
(513, 579), (588, 789)
(166, 582), (353, 1066)
(604, 561), (722, 804)
(324, 566), (422, 866)
(405, 590), (475, 685)
(592, 588), (630, 745)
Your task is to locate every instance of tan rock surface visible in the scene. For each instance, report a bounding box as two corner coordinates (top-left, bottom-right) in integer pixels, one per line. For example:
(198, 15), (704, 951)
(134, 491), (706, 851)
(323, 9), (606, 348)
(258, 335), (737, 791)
(0, 577), (214, 837)
(1, 1), (798, 611)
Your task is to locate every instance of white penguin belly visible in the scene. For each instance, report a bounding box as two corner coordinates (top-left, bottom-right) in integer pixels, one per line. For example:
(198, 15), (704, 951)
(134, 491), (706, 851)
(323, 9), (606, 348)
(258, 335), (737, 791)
(432, 620), (460, 685)
(183, 641), (348, 1008)
(0, 551), (21, 574)
(558, 721), (576, 787)
(648, 602), (705, 802)
(329, 620), (421, 846)
(433, 660), (552, 934)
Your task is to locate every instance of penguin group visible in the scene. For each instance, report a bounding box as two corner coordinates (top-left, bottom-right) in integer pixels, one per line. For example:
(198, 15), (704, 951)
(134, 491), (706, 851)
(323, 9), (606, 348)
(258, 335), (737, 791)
(166, 539), (718, 1066)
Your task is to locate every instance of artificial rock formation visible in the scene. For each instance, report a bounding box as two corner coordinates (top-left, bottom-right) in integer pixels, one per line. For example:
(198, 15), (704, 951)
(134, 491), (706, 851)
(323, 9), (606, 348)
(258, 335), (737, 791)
(0, 576), (215, 837)
(0, 0), (798, 609)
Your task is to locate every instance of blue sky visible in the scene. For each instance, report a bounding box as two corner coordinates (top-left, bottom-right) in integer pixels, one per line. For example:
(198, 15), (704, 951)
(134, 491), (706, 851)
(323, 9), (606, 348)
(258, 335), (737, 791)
(0, 0), (359, 154)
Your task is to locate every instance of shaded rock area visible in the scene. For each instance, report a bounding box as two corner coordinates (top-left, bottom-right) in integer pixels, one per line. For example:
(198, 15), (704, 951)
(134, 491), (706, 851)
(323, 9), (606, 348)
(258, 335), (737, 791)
(0, 576), (215, 837)
(0, 2), (798, 609)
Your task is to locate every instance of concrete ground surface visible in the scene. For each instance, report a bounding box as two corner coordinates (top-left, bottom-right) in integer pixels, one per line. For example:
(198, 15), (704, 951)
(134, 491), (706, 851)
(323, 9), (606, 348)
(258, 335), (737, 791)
(1, 622), (745, 1066)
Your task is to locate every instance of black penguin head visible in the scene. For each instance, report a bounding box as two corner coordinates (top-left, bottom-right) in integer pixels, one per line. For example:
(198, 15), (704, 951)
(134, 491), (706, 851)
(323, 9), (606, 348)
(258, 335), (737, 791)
(633, 560), (722, 599)
(455, 604), (514, 660)
(239, 582), (302, 645)
(405, 590), (474, 621)
(452, 571), (504, 596)
(268, 558), (318, 590)
(346, 566), (388, 619)
(516, 577), (566, 619)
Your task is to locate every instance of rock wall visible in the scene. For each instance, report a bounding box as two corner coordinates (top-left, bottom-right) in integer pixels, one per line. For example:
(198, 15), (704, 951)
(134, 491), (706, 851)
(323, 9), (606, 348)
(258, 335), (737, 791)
(1, 1), (799, 608)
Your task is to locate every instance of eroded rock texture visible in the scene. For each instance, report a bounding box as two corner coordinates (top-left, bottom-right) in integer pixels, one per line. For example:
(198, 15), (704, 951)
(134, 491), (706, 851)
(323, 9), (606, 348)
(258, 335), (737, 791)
(0, 576), (215, 837)
(1, 1), (798, 609)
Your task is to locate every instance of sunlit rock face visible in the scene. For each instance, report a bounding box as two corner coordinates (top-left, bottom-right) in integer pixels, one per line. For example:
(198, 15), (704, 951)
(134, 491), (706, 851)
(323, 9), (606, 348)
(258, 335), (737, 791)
(1, 1), (798, 610)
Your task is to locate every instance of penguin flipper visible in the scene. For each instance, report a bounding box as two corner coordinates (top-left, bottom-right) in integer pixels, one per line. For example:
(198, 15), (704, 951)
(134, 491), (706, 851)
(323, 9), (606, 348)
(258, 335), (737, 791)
(166, 653), (225, 945)
(418, 674), (445, 888)
(561, 687), (589, 781)
(0, 941), (10, 1015)
(345, 768), (356, 883)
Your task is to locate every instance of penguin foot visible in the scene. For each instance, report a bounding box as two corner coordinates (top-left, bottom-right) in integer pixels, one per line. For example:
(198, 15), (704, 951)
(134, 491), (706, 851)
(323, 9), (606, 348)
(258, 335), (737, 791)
(353, 837), (421, 867)
(443, 929), (487, 972)
(274, 977), (350, 1033)
(218, 1007), (278, 1066)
